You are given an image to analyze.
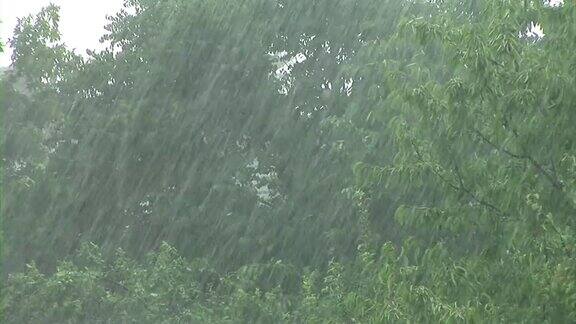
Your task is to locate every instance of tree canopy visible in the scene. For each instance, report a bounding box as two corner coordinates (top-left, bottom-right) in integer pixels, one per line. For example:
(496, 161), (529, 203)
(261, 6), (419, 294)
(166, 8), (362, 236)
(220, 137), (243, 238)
(2, 0), (576, 322)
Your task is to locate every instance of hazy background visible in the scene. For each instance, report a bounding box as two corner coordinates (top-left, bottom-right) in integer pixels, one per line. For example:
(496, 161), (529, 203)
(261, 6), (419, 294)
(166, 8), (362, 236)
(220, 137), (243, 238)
(0, 0), (123, 66)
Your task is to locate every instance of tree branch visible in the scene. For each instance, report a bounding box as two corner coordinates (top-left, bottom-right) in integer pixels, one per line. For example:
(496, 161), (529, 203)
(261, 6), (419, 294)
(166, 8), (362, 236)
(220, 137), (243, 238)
(473, 128), (564, 190)
(410, 140), (504, 216)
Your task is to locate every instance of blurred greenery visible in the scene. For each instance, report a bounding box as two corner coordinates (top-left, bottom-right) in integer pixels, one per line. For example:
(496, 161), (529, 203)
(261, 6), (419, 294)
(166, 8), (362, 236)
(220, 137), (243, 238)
(2, 0), (575, 322)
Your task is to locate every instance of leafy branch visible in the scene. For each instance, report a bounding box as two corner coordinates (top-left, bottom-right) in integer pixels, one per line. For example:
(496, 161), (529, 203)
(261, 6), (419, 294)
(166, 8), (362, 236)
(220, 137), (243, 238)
(410, 140), (504, 216)
(473, 129), (564, 190)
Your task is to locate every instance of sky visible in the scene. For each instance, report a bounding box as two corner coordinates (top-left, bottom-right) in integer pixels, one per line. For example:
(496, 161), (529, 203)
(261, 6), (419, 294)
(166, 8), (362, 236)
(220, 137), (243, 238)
(0, 0), (124, 66)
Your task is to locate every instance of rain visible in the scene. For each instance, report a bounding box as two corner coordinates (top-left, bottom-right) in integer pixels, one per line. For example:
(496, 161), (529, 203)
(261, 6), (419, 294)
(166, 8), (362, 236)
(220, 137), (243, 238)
(1, 0), (575, 322)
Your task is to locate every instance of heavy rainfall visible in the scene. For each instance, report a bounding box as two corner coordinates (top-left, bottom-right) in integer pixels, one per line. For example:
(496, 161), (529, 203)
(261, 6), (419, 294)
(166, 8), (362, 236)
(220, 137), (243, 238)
(1, 0), (575, 322)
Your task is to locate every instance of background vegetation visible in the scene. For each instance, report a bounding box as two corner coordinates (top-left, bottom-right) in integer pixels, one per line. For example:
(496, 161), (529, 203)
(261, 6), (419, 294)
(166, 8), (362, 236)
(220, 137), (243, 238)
(2, 0), (575, 322)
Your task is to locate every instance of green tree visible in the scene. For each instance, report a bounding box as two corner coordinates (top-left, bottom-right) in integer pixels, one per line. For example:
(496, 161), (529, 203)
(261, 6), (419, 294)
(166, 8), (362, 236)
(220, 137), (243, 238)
(2, 0), (408, 273)
(353, 0), (576, 320)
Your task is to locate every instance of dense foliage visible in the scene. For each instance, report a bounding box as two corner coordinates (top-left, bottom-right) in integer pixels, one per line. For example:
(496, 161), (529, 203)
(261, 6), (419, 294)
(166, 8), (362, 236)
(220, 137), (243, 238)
(2, 0), (575, 322)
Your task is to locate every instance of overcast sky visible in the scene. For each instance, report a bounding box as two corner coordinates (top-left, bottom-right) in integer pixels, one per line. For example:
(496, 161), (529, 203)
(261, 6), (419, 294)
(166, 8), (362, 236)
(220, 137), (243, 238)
(0, 0), (124, 66)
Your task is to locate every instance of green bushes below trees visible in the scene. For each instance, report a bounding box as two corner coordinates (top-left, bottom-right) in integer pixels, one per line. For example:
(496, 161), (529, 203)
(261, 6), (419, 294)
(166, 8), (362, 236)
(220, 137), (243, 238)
(4, 240), (575, 323)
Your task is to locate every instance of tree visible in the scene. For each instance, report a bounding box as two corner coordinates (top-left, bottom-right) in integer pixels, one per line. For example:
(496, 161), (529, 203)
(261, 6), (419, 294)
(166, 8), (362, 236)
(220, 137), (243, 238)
(354, 0), (576, 319)
(2, 0), (409, 273)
